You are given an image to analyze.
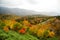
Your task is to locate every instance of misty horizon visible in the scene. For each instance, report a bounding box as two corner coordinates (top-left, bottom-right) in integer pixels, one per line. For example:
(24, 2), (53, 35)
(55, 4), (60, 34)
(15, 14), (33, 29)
(0, 0), (60, 16)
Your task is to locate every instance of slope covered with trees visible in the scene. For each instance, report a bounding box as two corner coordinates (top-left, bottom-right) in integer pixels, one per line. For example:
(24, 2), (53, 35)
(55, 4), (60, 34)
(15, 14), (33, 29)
(0, 14), (60, 40)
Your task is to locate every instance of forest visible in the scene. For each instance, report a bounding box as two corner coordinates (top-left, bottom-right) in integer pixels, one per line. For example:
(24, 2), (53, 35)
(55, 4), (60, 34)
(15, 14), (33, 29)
(0, 14), (60, 40)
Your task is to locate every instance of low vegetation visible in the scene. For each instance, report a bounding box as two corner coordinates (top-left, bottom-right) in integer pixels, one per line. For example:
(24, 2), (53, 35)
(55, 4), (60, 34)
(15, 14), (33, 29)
(0, 14), (60, 40)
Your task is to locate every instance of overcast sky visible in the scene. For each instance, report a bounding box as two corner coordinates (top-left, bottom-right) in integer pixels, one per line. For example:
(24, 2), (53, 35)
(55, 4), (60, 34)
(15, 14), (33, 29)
(0, 0), (60, 16)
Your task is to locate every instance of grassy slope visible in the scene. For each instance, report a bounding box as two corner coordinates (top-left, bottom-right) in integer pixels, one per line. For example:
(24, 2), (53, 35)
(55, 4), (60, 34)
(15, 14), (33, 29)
(0, 29), (39, 40)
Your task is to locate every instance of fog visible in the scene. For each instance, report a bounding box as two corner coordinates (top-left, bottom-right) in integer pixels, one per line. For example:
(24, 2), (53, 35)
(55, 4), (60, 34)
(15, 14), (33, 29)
(0, 0), (60, 16)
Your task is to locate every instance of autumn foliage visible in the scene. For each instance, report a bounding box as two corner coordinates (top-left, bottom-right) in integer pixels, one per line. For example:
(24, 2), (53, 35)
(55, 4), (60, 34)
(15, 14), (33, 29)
(0, 15), (60, 39)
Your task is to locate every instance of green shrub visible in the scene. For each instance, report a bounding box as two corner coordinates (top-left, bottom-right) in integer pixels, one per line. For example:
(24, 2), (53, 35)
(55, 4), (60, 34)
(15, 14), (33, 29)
(0, 29), (39, 40)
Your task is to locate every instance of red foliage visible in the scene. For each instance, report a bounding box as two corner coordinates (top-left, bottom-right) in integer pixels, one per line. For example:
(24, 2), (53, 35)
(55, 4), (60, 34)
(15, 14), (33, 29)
(18, 28), (26, 34)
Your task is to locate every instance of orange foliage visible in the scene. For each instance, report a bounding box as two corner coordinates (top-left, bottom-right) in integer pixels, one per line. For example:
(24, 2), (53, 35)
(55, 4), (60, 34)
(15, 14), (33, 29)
(49, 31), (55, 37)
(3, 26), (9, 32)
(23, 20), (31, 27)
(18, 28), (26, 34)
(29, 25), (39, 33)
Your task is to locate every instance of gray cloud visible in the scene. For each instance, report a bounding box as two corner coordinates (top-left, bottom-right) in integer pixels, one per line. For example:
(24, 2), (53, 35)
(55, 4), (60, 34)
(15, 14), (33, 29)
(27, 0), (38, 4)
(0, 0), (60, 16)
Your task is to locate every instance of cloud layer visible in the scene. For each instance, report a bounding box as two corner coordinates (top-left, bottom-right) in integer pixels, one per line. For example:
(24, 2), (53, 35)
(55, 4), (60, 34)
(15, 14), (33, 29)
(0, 0), (60, 15)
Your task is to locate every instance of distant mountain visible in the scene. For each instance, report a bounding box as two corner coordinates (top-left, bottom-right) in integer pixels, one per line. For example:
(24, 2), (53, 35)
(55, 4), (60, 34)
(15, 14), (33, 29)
(0, 7), (48, 16)
(0, 7), (35, 16)
(0, 7), (59, 16)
